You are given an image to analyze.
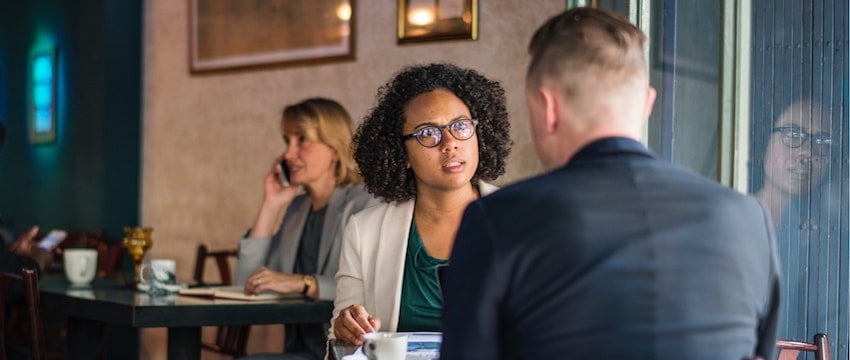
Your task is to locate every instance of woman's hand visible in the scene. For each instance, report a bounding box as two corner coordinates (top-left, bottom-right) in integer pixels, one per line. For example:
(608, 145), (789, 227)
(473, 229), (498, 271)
(249, 156), (300, 238)
(262, 156), (300, 209)
(333, 304), (382, 346)
(243, 267), (303, 295)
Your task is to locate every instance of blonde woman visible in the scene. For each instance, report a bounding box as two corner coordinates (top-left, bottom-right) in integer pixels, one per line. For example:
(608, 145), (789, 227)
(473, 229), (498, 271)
(236, 98), (377, 359)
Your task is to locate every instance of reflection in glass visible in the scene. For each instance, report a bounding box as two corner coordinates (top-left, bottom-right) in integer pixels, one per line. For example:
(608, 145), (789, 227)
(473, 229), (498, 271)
(753, 100), (829, 226)
(749, 1), (848, 355)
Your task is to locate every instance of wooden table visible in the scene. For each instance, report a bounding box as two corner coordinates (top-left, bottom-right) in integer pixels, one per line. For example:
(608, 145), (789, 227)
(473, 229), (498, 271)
(39, 275), (334, 359)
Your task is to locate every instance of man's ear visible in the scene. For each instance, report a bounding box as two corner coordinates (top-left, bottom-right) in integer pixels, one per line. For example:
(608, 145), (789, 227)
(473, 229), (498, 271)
(539, 87), (560, 134)
(642, 86), (657, 122)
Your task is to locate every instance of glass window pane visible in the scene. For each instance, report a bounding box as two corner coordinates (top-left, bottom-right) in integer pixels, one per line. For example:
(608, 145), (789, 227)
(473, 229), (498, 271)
(749, 0), (848, 356)
(646, 0), (721, 179)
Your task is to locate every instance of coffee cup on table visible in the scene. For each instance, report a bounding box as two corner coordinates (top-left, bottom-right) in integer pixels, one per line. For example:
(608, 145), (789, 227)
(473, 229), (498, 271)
(139, 259), (177, 295)
(363, 332), (408, 360)
(63, 248), (98, 286)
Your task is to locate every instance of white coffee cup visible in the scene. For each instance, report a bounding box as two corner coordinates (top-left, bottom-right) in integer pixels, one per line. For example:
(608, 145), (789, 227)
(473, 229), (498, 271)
(140, 259), (177, 294)
(63, 248), (98, 285)
(363, 332), (408, 360)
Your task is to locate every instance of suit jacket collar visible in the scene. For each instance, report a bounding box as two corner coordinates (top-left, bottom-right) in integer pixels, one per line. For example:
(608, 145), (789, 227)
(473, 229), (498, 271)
(376, 199), (415, 331)
(280, 186), (349, 274)
(318, 187), (349, 271)
(566, 137), (654, 167)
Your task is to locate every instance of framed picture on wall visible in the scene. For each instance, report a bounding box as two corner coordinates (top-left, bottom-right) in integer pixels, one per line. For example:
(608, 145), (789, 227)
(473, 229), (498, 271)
(190, 0), (355, 71)
(397, 0), (478, 44)
(566, 0), (597, 8)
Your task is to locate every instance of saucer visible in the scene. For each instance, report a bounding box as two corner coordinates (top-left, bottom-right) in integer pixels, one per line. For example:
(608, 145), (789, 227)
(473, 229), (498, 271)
(136, 283), (185, 293)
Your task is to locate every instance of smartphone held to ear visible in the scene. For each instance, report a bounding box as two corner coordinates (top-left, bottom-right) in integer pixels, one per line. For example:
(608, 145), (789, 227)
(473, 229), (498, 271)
(278, 160), (290, 186)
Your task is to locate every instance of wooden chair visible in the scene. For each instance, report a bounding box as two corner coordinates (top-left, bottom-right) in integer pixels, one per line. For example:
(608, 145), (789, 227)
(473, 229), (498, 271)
(193, 244), (250, 357)
(0, 268), (45, 360)
(777, 333), (831, 360)
(86, 229), (124, 277)
(194, 245), (238, 286)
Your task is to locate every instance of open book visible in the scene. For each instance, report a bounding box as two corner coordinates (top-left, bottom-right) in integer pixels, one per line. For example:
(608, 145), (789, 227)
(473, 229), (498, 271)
(178, 285), (302, 301)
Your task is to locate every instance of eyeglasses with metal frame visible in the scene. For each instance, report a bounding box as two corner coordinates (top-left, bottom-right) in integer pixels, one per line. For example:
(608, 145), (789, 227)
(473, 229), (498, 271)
(401, 118), (479, 148)
(772, 126), (832, 156)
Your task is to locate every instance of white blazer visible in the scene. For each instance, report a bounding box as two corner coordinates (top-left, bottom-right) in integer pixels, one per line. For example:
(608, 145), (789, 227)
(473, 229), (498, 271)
(330, 182), (498, 336)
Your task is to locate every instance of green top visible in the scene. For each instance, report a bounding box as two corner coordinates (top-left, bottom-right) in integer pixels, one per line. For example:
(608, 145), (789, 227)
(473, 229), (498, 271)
(396, 220), (448, 332)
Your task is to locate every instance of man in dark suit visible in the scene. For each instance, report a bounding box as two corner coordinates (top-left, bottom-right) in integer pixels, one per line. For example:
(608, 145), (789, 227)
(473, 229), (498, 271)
(440, 7), (780, 360)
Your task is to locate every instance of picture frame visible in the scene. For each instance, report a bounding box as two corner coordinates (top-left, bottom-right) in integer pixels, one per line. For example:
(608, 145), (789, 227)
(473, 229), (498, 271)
(190, 0), (355, 71)
(397, 0), (478, 44)
(566, 0), (598, 8)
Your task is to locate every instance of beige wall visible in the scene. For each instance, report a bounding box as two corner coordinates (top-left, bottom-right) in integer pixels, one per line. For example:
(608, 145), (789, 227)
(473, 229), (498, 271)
(141, 0), (563, 358)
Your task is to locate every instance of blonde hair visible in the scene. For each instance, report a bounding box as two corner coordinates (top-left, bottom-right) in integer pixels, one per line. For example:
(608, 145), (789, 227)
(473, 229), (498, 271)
(281, 98), (361, 186)
(527, 8), (648, 101)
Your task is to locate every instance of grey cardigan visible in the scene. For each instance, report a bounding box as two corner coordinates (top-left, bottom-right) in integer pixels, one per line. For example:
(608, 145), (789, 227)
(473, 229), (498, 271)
(236, 184), (377, 300)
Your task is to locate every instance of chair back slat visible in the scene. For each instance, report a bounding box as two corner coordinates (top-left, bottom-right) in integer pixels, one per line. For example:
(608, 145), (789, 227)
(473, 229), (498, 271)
(194, 244), (250, 357)
(0, 272), (11, 360)
(777, 334), (831, 360)
(0, 268), (45, 360)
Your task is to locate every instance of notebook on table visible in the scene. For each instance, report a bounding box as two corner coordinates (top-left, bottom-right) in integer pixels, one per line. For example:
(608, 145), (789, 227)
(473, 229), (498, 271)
(179, 285), (301, 301)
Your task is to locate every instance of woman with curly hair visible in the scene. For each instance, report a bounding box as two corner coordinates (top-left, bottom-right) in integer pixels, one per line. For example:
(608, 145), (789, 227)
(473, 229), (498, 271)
(330, 63), (511, 345)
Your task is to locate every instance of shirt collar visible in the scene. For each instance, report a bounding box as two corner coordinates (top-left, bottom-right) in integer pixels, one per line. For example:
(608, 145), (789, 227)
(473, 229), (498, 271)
(565, 137), (654, 167)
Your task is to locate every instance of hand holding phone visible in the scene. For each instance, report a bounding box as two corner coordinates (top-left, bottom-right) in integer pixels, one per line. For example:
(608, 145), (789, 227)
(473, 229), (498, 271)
(278, 160), (290, 186)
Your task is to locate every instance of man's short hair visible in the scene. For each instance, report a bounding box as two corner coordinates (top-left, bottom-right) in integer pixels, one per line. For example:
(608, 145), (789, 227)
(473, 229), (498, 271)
(527, 7), (648, 98)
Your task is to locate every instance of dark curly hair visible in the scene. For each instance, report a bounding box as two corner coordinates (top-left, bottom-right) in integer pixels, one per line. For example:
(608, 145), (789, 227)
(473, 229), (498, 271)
(354, 63), (511, 202)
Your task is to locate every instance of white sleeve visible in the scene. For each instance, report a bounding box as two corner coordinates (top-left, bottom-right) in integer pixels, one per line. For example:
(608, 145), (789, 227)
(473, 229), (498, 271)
(328, 215), (366, 339)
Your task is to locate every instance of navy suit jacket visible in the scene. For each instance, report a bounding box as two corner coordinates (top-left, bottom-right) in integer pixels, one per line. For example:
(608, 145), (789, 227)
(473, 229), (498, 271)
(441, 138), (780, 360)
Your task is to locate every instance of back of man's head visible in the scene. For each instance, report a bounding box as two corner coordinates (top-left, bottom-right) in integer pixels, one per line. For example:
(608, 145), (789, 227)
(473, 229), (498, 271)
(527, 8), (648, 121)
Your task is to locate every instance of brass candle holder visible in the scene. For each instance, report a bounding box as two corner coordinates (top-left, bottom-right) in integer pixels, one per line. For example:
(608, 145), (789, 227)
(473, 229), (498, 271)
(123, 226), (153, 285)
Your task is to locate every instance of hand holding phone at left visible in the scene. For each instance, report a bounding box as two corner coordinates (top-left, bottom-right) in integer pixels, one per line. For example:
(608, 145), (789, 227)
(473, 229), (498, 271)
(10, 226), (55, 271)
(9, 226), (41, 257)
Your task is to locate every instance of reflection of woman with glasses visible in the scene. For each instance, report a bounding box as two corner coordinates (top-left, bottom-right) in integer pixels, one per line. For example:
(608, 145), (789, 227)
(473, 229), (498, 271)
(330, 63), (511, 345)
(754, 99), (830, 225)
(752, 100), (838, 346)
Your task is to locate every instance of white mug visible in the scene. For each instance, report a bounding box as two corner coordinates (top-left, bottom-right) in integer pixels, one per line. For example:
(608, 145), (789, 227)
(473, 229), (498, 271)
(140, 259), (177, 295)
(63, 248), (98, 285)
(363, 332), (408, 360)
